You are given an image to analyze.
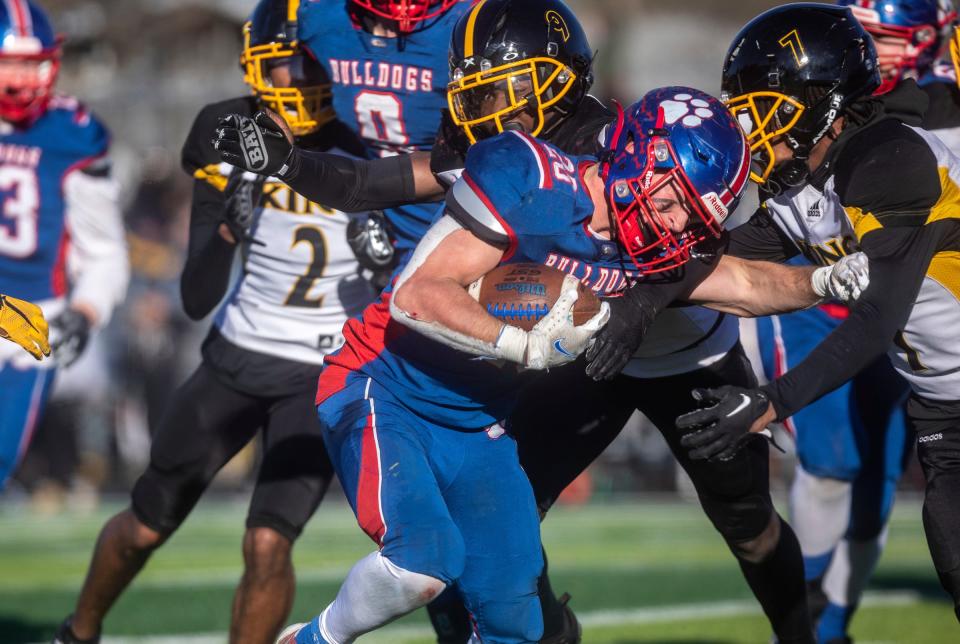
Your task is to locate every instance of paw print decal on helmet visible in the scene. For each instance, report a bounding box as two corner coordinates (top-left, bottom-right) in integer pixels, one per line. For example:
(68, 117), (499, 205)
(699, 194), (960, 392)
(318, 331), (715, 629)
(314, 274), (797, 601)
(659, 93), (716, 128)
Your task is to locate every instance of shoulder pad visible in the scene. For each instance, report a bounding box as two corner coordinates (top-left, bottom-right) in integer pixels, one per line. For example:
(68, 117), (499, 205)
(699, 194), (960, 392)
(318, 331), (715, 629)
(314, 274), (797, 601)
(464, 131), (559, 198)
(44, 96), (110, 158)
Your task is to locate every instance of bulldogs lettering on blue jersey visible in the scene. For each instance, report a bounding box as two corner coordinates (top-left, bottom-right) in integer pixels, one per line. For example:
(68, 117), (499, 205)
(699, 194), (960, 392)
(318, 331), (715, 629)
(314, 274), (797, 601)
(298, 0), (475, 253)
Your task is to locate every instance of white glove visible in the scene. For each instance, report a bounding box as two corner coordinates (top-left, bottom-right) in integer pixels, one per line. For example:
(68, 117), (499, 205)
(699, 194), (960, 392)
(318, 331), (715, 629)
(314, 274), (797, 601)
(811, 252), (870, 302)
(494, 275), (610, 370)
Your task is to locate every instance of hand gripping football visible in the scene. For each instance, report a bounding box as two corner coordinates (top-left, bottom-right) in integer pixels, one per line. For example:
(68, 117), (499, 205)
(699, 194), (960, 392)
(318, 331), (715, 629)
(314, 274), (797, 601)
(469, 263), (601, 331)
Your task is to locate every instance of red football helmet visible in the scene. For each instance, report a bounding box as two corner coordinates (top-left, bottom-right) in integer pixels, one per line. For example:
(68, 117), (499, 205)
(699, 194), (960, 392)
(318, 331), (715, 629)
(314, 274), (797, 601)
(350, 0), (459, 33)
(0, 0), (62, 125)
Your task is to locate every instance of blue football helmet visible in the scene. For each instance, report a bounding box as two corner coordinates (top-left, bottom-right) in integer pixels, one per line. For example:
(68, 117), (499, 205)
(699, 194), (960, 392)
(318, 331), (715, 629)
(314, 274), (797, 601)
(602, 87), (751, 274)
(0, 0), (61, 124)
(838, 0), (957, 93)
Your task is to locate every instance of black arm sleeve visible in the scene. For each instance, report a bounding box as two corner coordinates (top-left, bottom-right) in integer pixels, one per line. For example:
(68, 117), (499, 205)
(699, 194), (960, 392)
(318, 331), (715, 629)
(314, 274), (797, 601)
(180, 180), (237, 320)
(762, 224), (943, 418)
(761, 122), (945, 418)
(282, 149), (422, 212)
(179, 99), (248, 320)
(725, 207), (800, 262)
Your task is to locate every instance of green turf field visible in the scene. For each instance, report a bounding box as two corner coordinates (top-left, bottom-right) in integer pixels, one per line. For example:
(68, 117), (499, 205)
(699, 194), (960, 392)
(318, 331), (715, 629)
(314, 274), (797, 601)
(0, 496), (952, 643)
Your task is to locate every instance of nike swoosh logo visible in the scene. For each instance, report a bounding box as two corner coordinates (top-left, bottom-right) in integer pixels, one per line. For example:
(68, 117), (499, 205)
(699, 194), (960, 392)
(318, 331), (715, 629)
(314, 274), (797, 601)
(726, 394), (751, 418)
(553, 339), (575, 357)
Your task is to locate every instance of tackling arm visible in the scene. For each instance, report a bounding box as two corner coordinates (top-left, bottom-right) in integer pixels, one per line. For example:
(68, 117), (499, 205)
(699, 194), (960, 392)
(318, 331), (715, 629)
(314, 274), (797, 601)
(213, 111), (444, 211)
(686, 256), (819, 316)
(284, 148), (443, 211)
(684, 253), (868, 316)
(762, 224), (939, 420)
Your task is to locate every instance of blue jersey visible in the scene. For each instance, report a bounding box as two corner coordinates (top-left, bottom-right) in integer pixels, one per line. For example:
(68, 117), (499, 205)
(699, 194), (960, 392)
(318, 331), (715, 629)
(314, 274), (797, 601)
(317, 131), (635, 429)
(0, 97), (109, 303)
(298, 0), (475, 253)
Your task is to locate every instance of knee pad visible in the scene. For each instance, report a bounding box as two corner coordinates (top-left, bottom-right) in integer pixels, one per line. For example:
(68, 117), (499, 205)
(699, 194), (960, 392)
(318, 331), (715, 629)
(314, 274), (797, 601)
(700, 481), (775, 545)
(130, 465), (206, 536)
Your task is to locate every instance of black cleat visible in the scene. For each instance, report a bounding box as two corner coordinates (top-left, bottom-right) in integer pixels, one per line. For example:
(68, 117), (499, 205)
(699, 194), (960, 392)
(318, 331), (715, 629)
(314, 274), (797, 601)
(540, 593), (582, 644)
(52, 615), (100, 644)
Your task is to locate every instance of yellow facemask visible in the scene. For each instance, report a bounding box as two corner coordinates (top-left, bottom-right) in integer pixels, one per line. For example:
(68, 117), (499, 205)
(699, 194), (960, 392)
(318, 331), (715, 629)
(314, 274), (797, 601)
(447, 57), (578, 144)
(724, 91), (805, 185)
(240, 19), (333, 137)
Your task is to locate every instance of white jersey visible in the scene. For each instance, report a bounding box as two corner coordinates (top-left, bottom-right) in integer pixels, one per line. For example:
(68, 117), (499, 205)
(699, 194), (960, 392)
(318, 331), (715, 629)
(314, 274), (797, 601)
(211, 164), (374, 365)
(764, 125), (960, 400)
(622, 309), (739, 379)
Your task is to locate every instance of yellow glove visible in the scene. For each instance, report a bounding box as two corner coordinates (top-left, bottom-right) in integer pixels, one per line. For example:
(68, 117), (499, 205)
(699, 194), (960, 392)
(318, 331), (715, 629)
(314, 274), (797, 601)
(0, 294), (51, 360)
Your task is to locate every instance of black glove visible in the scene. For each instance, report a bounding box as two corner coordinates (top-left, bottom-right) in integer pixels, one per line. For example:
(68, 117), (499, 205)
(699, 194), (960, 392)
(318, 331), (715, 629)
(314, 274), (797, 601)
(676, 386), (774, 461)
(222, 168), (266, 244)
(50, 308), (92, 368)
(212, 112), (297, 178)
(584, 283), (663, 381)
(347, 211), (397, 291)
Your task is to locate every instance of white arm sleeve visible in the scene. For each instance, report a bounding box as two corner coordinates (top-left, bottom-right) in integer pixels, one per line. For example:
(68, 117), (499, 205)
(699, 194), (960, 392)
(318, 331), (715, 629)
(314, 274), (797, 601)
(63, 162), (129, 327)
(389, 214), (526, 361)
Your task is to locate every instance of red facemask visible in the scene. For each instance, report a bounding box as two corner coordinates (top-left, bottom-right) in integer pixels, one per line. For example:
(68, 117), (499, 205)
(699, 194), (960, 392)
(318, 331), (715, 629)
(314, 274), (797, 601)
(350, 0), (458, 33)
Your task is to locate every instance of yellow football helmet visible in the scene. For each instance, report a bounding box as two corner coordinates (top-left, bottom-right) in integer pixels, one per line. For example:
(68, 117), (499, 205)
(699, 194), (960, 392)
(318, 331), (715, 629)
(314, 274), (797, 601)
(240, 0), (333, 137)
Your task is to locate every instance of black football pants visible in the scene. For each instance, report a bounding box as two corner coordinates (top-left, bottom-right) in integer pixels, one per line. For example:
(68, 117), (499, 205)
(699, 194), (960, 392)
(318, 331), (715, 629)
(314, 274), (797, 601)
(131, 361), (333, 542)
(910, 394), (960, 621)
(513, 342), (774, 543)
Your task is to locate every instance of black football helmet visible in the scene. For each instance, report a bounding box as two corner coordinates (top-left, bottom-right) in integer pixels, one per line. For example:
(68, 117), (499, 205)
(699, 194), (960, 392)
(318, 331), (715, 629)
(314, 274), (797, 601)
(446, 0), (594, 143)
(240, 0), (333, 136)
(721, 3), (880, 189)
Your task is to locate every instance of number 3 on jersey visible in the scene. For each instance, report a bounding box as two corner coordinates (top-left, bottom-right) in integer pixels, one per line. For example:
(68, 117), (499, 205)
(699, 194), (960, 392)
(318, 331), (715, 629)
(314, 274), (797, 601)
(0, 166), (40, 258)
(355, 90), (410, 156)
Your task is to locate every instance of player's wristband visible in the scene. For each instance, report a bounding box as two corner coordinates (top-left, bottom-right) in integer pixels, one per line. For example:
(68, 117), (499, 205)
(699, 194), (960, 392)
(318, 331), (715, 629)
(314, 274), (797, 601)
(810, 265), (831, 300)
(493, 324), (528, 365)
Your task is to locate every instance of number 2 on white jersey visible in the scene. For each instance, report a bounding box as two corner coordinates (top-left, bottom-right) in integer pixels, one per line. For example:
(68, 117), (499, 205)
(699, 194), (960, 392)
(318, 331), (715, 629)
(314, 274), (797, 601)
(354, 90), (410, 155)
(0, 166), (39, 258)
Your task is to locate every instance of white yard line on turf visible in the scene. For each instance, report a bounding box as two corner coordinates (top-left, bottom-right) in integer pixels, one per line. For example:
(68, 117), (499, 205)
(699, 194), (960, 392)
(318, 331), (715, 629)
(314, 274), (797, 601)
(69, 590), (920, 644)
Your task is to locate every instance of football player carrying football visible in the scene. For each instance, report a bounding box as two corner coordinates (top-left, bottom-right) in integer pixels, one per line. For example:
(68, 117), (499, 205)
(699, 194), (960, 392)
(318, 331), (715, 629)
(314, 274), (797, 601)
(745, 2), (955, 641)
(216, 3), (874, 642)
(673, 1), (960, 626)
(273, 84), (850, 644)
(54, 2), (373, 643)
(0, 0), (127, 492)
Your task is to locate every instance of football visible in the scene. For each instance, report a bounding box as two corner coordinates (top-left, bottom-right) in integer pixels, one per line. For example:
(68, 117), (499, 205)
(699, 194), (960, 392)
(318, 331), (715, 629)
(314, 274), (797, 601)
(469, 263), (601, 331)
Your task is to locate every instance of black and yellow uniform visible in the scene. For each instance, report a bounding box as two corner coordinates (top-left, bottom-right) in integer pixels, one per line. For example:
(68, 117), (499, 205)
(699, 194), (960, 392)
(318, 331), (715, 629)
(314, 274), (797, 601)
(732, 82), (960, 616)
(132, 96), (366, 541)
